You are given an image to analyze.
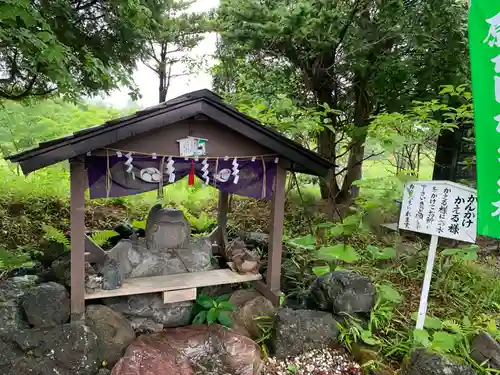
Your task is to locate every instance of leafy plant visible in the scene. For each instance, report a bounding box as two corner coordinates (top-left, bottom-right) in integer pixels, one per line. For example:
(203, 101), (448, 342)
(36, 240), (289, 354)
(366, 245), (397, 261)
(441, 245), (479, 262)
(90, 230), (118, 247)
(254, 315), (274, 359)
(185, 211), (216, 234)
(42, 225), (69, 249)
(317, 243), (360, 263)
(192, 295), (236, 327)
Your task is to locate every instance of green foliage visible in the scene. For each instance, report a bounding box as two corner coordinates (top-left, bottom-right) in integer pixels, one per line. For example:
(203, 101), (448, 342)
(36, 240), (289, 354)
(0, 0), (169, 100)
(141, 0), (210, 102)
(366, 245), (397, 261)
(253, 315), (274, 359)
(191, 295), (235, 328)
(90, 230), (119, 247)
(42, 224), (69, 249)
(185, 211), (216, 234)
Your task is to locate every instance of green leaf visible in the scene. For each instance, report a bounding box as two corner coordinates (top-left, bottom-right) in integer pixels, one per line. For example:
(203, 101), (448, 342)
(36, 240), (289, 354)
(207, 308), (217, 324)
(377, 284), (403, 303)
(441, 248), (460, 256)
(196, 295), (214, 309)
(431, 331), (456, 353)
(317, 244), (360, 263)
(215, 294), (230, 304)
(192, 310), (207, 324)
(317, 222), (335, 229)
(90, 230), (118, 246)
(367, 245), (396, 260)
(216, 310), (233, 327)
(361, 330), (380, 346)
(131, 220), (146, 229)
(328, 225), (344, 237)
(289, 235), (316, 249)
(218, 301), (236, 311)
(413, 329), (430, 347)
(411, 313), (443, 330)
(312, 265), (330, 276)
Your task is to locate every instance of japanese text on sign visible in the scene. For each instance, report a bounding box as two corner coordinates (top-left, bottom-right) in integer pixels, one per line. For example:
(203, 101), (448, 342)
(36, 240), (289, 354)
(398, 181), (477, 243)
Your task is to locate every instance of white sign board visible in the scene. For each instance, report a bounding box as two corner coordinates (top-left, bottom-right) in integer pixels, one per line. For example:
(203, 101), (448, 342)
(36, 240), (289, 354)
(177, 137), (207, 157)
(398, 181), (477, 243)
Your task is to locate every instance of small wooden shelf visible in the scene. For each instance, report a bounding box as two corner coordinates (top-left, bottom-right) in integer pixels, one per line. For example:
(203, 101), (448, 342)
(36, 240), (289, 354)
(85, 269), (262, 300)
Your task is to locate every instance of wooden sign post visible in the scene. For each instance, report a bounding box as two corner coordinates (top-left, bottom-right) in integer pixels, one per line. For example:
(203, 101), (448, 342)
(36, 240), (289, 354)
(398, 181), (477, 329)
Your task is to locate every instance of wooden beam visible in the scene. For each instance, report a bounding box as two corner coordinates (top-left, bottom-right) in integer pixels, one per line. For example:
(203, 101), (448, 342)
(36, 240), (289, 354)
(163, 288), (197, 304)
(70, 158), (86, 322)
(218, 191), (229, 250)
(266, 161), (287, 294)
(85, 269), (262, 300)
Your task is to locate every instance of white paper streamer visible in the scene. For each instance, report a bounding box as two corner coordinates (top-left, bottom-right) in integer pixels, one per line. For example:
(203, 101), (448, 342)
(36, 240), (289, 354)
(124, 152), (134, 176)
(86, 151), (91, 156)
(152, 153), (157, 159)
(251, 156), (256, 162)
(232, 157), (240, 184)
(116, 151), (122, 158)
(166, 157), (176, 183)
(274, 157), (279, 164)
(201, 158), (210, 184)
(224, 156), (229, 161)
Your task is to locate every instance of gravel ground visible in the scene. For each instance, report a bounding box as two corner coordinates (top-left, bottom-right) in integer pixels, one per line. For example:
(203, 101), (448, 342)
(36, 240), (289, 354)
(262, 348), (362, 375)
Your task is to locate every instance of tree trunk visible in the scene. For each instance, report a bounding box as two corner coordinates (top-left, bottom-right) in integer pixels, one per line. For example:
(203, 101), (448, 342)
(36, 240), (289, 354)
(158, 44), (167, 103)
(340, 73), (371, 203)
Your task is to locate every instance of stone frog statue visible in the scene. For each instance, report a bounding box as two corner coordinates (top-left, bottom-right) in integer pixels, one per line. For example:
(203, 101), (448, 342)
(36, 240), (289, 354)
(145, 204), (191, 250)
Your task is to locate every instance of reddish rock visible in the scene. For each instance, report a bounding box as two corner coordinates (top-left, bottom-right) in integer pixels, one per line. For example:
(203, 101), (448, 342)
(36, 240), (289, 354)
(112, 324), (262, 375)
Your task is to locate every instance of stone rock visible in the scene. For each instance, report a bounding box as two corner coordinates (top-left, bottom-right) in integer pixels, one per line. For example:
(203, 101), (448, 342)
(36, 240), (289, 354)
(97, 369), (112, 375)
(127, 317), (164, 333)
(102, 258), (122, 290)
(112, 324), (262, 375)
(21, 282), (70, 328)
(405, 349), (478, 375)
(85, 305), (136, 367)
(107, 236), (214, 280)
(51, 257), (71, 287)
(238, 232), (269, 249)
(272, 308), (339, 359)
(0, 323), (100, 375)
(0, 276), (39, 333)
(305, 271), (375, 317)
(231, 295), (275, 340)
(104, 294), (193, 331)
(471, 332), (500, 369)
(145, 205), (191, 250)
(229, 289), (262, 306)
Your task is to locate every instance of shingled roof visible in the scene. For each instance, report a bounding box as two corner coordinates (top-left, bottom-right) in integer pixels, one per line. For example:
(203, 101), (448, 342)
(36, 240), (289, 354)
(6, 89), (334, 176)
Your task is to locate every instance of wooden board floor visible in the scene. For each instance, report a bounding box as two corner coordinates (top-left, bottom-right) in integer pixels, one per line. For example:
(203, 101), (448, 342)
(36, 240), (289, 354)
(85, 269), (262, 300)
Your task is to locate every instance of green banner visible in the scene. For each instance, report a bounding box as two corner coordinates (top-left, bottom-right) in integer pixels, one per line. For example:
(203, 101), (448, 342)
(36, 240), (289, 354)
(469, 2), (500, 238)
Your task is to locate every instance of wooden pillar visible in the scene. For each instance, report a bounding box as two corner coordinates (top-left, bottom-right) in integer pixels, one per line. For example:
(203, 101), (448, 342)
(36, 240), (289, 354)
(218, 191), (229, 250)
(70, 158), (86, 322)
(256, 161), (287, 306)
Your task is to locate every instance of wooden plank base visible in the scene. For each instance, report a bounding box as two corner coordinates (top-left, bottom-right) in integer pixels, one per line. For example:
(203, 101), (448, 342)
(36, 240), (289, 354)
(163, 288), (197, 304)
(85, 269), (262, 300)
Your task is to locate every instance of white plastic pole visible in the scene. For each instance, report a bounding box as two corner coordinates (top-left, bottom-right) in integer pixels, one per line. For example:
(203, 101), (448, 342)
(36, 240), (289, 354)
(416, 234), (439, 329)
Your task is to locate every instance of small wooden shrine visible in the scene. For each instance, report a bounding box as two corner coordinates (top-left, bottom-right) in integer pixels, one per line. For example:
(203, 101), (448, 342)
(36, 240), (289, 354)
(6, 90), (333, 321)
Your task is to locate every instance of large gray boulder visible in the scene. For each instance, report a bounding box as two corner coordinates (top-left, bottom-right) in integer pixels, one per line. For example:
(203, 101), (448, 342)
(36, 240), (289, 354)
(471, 332), (500, 369)
(104, 295), (193, 332)
(85, 305), (136, 367)
(0, 276), (39, 334)
(106, 237), (213, 280)
(0, 323), (100, 375)
(21, 282), (70, 328)
(305, 271), (375, 317)
(405, 349), (478, 375)
(145, 206), (191, 250)
(271, 308), (339, 359)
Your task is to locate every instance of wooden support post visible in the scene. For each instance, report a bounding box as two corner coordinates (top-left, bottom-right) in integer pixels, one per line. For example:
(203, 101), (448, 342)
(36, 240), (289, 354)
(218, 191), (229, 250)
(70, 158), (86, 322)
(261, 161), (287, 306)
